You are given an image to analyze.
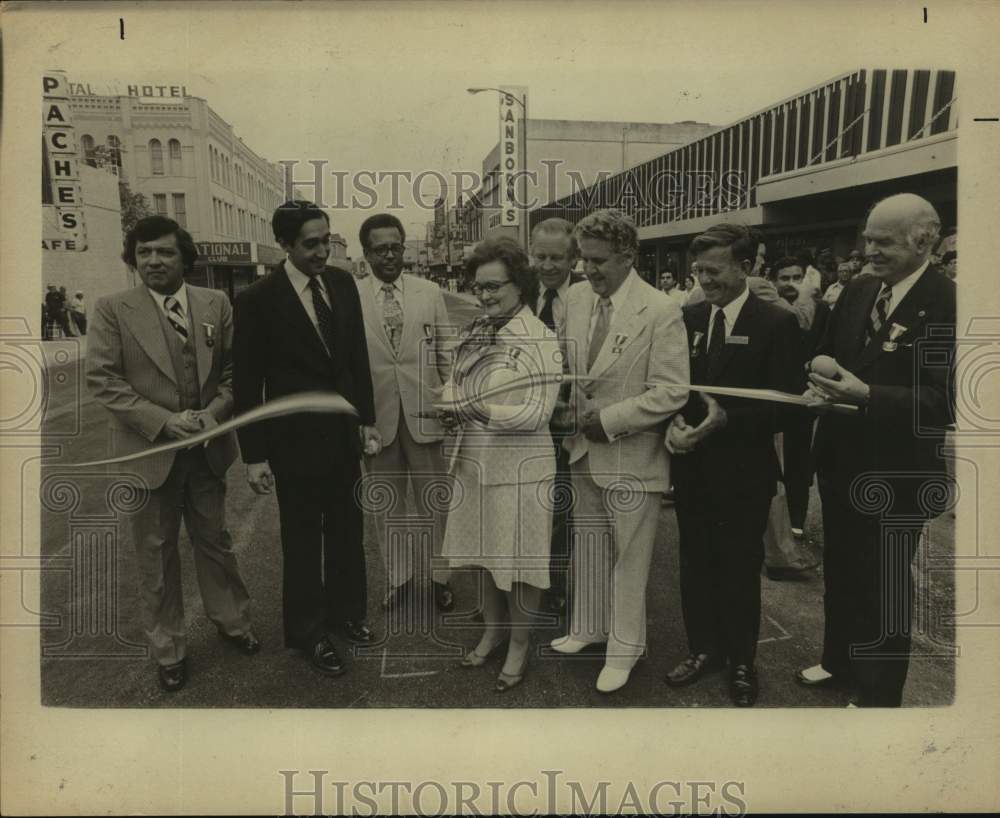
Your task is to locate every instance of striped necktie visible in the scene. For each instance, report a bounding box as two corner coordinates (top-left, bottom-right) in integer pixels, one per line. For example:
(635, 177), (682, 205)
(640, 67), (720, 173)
(163, 296), (188, 343)
(866, 285), (892, 345)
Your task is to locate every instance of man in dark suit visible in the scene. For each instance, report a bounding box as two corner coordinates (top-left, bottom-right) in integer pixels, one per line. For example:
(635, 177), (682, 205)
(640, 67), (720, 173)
(233, 200), (377, 677)
(87, 216), (259, 693)
(529, 217), (585, 614)
(665, 223), (801, 706)
(797, 193), (955, 707)
(770, 256), (830, 541)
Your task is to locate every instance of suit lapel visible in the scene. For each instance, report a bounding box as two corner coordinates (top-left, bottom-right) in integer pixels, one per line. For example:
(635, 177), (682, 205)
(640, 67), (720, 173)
(397, 277), (421, 357)
(275, 263), (331, 363)
(359, 275), (391, 355)
(120, 287), (177, 383)
(186, 286), (214, 389)
(587, 292), (647, 381)
(855, 269), (936, 372)
(688, 302), (711, 384)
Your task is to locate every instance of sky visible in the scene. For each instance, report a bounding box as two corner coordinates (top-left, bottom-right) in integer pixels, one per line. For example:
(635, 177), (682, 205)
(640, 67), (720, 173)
(12, 0), (982, 256)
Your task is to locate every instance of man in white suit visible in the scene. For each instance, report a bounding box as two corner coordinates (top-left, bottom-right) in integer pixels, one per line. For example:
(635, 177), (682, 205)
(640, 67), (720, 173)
(87, 216), (259, 694)
(356, 213), (455, 613)
(550, 209), (689, 693)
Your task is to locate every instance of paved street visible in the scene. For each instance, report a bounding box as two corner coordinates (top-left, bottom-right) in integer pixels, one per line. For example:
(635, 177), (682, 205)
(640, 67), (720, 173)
(36, 292), (956, 708)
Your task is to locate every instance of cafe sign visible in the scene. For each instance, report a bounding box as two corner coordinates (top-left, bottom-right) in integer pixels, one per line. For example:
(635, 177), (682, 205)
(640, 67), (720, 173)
(42, 71), (87, 252)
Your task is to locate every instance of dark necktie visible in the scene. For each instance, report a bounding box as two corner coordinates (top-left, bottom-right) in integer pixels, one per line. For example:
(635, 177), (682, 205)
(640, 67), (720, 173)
(866, 285), (892, 345)
(539, 288), (557, 331)
(308, 276), (337, 360)
(705, 308), (726, 378)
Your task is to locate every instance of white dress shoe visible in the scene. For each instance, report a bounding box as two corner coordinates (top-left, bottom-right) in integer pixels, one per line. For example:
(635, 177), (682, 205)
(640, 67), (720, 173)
(596, 666), (631, 693)
(798, 664), (834, 684)
(550, 636), (594, 654)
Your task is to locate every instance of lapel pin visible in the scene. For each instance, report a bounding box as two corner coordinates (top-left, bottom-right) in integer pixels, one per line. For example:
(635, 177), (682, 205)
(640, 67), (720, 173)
(203, 323), (216, 347)
(691, 331), (704, 358)
(883, 322), (907, 352)
(918, 310), (926, 318)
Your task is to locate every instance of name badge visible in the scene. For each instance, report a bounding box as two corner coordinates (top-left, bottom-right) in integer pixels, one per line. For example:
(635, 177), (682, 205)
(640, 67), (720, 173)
(725, 335), (749, 345)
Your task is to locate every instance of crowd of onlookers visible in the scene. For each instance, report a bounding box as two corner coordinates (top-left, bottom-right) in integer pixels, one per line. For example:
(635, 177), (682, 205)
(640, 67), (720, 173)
(42, 284), (87, 340)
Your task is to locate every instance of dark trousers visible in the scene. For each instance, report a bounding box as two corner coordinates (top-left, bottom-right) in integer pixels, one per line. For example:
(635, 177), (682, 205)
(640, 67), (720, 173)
(819, 477), (923, 707)
(782, 415), (815, 529)
(274, 468), (367, 650)
(675, 495), (771, 667)
(548, 439), (572, 598)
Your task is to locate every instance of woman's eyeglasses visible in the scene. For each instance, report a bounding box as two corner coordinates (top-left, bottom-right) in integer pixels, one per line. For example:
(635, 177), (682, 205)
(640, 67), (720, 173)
(470, 280), (512, 296)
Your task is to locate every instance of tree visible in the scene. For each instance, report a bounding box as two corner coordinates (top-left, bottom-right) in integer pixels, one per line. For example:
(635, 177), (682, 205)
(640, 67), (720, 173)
(118, 179), (152, 237)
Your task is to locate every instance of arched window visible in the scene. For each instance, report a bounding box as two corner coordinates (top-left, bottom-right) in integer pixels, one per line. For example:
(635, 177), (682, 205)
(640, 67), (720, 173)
(80, 134), (95, 162)
(149, 139), (164, 175)
(106, 135), (122, 170)
(168, 139), (182, 175)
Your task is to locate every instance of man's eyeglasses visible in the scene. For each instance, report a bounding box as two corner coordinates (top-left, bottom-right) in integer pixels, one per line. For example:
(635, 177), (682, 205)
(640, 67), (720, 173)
(470, 280), (512, 296)
(369, 243), (405, 257)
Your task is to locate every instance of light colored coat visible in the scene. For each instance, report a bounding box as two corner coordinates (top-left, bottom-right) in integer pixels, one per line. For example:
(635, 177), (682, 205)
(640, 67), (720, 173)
(442, 307), (560, 486)
(357, 273), (451, 445)
(86, 284), (238, 489)
(563, 274), (689, 492)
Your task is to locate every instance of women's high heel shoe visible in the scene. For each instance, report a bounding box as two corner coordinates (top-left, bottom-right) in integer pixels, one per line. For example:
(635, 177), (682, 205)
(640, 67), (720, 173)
(461, 639), (507, 668)
(495, 656), (528, 693)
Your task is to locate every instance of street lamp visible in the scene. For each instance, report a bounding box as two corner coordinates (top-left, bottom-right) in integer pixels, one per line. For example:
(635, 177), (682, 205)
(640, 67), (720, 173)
(467, 86), (529, 251)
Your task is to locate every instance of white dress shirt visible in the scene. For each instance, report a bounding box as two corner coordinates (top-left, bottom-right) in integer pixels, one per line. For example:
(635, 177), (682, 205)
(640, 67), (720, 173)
(535, 273), (572, 333)
(147, 283), (190, 328)
(884, 259), (930, 320)
(588, 268), (638, 345)
(706, 283), (751, 348)
(285, 257), (331, 331)
(372, 272), (404, 305)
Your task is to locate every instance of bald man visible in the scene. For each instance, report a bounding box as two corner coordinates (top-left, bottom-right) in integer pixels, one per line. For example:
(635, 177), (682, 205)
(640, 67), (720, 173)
(797, 194), (955, 707)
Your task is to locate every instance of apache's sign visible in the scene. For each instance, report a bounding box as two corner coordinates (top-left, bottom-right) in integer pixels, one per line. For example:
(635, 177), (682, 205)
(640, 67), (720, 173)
(42, 71), (87, 252)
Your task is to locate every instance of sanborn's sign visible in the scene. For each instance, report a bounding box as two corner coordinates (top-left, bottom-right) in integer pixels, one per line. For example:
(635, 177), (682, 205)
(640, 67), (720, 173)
(42, 71), (87, 252)
(498, 87), (526, 228)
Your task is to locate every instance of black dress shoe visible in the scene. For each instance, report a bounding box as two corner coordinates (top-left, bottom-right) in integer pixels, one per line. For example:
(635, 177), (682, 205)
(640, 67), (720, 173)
(340, 619), (375, 643)
(730, 664), (758, 707)
(382, 581), (412, 612)
(664, 653), (726, 687)
(157, 660), (187, 693)
(433, 581), (455, 612)
(219, 628), (262, 655)
(310, 637), (345, 676)
(544, 591), (567, 614)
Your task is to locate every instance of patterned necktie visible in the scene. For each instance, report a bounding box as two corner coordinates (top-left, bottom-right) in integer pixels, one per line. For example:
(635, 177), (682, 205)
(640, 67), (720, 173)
(381, 282), (404, 355)
(308, 276), (338, 360)
(539, 288), (558, 331)
(866, 285), (892, 345)
(706, 308), (726, 378)
(587, 298), (612, 370)
(163, 295), (188, 343)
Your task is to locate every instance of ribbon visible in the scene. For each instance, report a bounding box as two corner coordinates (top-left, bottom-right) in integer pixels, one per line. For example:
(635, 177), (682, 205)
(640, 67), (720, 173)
(66, 391), (358, 468)
(434, 372), (858, 414)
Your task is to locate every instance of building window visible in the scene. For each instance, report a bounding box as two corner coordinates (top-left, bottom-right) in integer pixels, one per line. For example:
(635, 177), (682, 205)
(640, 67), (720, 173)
(153, 193), (167, 216)
(106, 135), (122, 171)
(172, 194), (187, 228)
(169, 139), (182, 175)
(80, 134), (96, 163)
(150, 139), (164, 175)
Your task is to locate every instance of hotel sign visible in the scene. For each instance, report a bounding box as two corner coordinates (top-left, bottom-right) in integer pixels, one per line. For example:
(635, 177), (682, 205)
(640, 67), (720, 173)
(195, 241), (252, 265)
(42, 71), (87, 252)
(498, 86), (526, 228)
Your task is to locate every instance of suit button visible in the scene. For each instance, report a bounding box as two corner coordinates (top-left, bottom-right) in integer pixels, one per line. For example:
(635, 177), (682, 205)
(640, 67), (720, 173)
(585, 392), (593, 400)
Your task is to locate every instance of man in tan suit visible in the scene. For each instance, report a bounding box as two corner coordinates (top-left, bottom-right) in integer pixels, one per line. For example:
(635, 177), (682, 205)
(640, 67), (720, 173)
(550, 209), (689, 693)
(355, 213), (455, 613)
(87, 216), (259, 693)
